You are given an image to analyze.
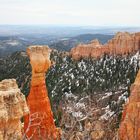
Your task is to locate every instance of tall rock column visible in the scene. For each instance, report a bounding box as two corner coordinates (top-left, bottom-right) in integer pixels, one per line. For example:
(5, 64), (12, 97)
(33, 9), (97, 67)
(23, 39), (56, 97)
(119, 70), (140, 140)
(0, 79), (29, 140)
(24, 46), (59, 140)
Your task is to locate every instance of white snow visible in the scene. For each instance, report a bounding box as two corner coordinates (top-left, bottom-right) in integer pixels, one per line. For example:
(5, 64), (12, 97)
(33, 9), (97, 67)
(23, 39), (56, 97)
(72, 111), (84, 118)
(100, 110), (114, 120)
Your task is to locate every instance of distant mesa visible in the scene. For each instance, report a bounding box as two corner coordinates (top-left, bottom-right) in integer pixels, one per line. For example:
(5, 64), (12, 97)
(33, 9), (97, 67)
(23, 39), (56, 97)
(70, 32), (140, 60)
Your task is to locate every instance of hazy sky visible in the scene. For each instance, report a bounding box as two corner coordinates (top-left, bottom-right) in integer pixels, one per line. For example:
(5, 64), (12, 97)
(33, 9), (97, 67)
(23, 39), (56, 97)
(0, 0), (140, 26)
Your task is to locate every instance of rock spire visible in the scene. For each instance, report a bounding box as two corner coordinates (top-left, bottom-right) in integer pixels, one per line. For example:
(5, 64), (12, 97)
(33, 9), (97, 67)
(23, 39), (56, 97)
(24, 46), (60, 140)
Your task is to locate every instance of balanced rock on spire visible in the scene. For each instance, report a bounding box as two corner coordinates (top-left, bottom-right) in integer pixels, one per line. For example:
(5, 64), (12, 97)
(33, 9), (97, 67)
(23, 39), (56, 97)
(24, 45), (60, 140)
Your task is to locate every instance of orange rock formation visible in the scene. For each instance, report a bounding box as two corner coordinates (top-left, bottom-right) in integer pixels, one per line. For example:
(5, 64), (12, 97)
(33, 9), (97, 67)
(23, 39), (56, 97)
(0, 79), (29, 140)
(24, 46), (60, 140)
(71, 32), (140, 60)
(119, 70), (140, 140)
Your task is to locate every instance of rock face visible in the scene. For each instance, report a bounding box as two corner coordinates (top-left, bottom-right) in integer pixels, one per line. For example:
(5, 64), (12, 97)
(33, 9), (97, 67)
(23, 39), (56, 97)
(0, 79), (29, 140)
(24, 46), (60, 140)
(119, 70), (140, 140)
(70, 32), (140, 60)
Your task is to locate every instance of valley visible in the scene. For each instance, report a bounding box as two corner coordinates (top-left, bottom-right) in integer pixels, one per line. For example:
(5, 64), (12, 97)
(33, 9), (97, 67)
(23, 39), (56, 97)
(0, 27), (140, 139)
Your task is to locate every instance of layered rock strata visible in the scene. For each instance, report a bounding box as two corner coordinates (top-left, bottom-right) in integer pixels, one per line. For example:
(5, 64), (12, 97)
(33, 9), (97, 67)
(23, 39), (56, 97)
(119, 70), (140, 140)
(24, 46), (60, 140)
(71, 32), (140, 60)
(0, 79), (29, 140)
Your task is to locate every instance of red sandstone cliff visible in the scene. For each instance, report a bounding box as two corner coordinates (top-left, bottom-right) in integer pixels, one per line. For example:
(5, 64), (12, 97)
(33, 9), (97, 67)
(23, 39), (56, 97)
(119, 70), (140, 140)
(70, 32), (140, 60)
(24, 46), (60, 140)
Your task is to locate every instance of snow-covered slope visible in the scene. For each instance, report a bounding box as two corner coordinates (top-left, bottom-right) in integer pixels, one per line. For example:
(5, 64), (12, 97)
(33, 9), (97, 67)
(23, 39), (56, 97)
(0, 50), (139, 139)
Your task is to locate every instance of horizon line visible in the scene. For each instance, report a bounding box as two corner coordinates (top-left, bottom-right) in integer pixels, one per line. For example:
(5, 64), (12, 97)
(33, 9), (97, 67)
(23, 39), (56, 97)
(0, 24), (140, 28)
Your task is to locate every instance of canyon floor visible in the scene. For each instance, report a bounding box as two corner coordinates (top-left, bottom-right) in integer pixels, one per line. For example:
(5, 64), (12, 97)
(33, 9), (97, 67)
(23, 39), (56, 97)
(0, 48), (139, 139)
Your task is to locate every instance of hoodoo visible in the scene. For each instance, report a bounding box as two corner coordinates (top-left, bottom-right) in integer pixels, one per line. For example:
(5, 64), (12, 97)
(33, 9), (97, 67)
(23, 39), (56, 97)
(119, 70), (140, 140)
(0, 79), (29, 140)
(24, 46), (60, 140)
(70, 32), (140, 60)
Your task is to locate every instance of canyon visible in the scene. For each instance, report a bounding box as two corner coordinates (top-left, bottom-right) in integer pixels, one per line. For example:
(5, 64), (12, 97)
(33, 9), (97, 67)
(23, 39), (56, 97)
(71, 32), (140, 60)
(0, 32), (140, 139)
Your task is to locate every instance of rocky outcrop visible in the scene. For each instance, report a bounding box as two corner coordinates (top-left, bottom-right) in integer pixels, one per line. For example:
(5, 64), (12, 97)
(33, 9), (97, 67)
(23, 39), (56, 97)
(24, 46), (60, 140)
(70, 32), (140, 60)
(119, 70), (140, 140)
(71, 39), (104, 59)
(0, 79), (29, 140)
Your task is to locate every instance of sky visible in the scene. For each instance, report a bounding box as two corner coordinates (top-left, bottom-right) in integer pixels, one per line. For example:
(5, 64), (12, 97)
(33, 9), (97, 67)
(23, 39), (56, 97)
(0, 0), (140, 26)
